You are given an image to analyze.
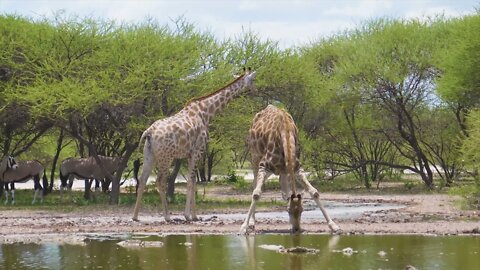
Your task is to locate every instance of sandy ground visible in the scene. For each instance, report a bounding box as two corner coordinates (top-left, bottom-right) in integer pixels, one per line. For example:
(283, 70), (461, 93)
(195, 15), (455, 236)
(0, 188), (479, 244)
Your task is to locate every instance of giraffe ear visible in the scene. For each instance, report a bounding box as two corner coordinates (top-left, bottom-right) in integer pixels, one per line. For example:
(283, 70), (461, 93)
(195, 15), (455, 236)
(243, 67), (246, 72)
(248, 67), (252, 72)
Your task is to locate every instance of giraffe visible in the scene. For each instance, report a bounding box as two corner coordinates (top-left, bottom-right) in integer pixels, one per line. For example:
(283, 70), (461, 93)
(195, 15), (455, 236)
(240, 105), (340, 234)
(132, 69), (257, 222)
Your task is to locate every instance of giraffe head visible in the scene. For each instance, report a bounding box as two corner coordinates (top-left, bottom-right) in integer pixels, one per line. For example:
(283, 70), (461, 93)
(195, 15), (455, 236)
(288, 193), (303, 233)
(239, 67), (256, 92)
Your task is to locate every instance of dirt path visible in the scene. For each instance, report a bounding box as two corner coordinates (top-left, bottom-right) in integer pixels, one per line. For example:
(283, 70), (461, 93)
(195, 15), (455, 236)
(0, 191), (479, 244)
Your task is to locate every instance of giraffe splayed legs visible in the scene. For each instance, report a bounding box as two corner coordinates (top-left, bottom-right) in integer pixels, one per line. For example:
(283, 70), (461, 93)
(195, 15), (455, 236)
(240, 105), (339, 234)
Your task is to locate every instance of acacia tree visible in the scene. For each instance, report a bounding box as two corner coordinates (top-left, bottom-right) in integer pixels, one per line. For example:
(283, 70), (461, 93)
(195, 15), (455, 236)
(436, 12), (480, 200)
(2, 14), (229, 204)
(0, 16), (55, 160)
(340, 19), (448, 187)
(436, 13), (480, 137)
(461, 110), (480, 204)
(301, 34), (397, 187)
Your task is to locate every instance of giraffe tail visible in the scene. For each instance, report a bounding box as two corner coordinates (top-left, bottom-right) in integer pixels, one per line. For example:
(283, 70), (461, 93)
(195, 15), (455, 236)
(280, 112), (297, 192)
(140, 129), (148, 144)
(138, 129), (154, 159)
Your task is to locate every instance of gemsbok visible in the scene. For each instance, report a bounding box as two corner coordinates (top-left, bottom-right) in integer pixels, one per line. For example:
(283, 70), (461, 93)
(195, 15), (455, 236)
(1, 159), (48, 205)
(59, 155), (120, 199)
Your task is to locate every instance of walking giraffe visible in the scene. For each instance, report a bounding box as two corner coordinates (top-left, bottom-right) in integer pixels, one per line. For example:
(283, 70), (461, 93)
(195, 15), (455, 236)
(240, 105), (339, 234)
(132, 69), (257, 222)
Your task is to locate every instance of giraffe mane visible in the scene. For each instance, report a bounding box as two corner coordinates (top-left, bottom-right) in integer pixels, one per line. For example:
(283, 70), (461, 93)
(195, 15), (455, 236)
(184, 72), (248, 106)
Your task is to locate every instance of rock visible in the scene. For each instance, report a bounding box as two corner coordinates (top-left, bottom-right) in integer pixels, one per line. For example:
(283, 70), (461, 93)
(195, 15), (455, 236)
(341, 247), (356, 255)
(332, 247), (358, 256)
(259, 244), (319, 254)
(117, 240), (164, 248)
(258, 244), (284, 251)
(279, 246), (319, 254)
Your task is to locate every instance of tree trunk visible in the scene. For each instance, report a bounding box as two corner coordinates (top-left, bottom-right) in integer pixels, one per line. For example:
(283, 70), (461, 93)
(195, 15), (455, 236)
(109, 144), (137, 204)
(49, 129), (64, 193)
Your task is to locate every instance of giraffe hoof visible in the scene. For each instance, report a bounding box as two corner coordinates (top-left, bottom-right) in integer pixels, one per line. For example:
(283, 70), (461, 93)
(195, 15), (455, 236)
(328, 221), (341, 233)
(239, 224), (254, 235)
(132, 217), (139, 222)
(239, 226), (248, 235)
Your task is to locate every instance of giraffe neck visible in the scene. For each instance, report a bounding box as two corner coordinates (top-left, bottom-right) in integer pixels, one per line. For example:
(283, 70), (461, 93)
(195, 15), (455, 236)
(193, 75), (247, 123)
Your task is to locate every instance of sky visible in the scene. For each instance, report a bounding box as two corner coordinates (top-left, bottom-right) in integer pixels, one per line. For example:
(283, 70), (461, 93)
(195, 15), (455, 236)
(1, 0), (477, 48)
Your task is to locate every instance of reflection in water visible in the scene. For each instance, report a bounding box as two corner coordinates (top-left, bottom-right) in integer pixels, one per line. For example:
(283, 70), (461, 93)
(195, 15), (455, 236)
(1, 234), (479, 269)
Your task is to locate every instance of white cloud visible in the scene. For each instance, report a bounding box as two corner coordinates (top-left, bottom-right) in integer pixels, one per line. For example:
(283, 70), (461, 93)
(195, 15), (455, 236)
(324, 0), (393, 17)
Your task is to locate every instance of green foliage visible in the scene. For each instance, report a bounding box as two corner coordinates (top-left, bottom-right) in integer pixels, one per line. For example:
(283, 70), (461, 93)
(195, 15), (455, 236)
(448, 183), (480, 210)
(436, 14), (480, 108)
(461, 109), (480, 204)
(404, 181), (416, 190)
(461, 110), (480, 168)
(215, 169), (250, 191)
(1, 11), (479, 195)
(224, 168), (241, 183)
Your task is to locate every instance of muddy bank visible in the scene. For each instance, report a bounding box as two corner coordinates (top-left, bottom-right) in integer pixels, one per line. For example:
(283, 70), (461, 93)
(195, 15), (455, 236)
(0, 193), (479, 244)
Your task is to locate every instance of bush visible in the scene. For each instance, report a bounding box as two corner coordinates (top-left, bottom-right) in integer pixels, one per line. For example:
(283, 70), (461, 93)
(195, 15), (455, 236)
(225, 168), (240, 183)
(404, 180), (416, 190)
(448, 182), (480, 210)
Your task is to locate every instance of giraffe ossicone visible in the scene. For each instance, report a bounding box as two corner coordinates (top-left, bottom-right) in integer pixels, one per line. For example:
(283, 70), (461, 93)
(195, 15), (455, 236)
(239, 105), (340, 234)
(132, 69), (256, 222)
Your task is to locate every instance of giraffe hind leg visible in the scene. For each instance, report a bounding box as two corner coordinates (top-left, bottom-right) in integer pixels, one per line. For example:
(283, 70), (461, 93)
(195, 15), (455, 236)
(132, 148), (156, 221)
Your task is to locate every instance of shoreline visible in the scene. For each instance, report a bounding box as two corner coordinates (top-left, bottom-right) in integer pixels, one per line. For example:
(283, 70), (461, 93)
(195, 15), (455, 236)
(0, 192), (479, 244)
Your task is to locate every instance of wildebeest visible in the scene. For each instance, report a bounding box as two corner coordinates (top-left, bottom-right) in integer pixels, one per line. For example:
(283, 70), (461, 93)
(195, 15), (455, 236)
(0, 159), (48, 205)
(59, 155), (120, 198)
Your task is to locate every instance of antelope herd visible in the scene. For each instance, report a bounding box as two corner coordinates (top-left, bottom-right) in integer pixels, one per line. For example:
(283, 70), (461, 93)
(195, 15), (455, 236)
(0, 155), (120, 205)
(0, 70), (339, 234)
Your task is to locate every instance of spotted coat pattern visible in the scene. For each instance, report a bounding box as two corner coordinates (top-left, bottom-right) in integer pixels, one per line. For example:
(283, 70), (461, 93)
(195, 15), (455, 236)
(133, 70), (257, 221)
(240, 105), (340, 234)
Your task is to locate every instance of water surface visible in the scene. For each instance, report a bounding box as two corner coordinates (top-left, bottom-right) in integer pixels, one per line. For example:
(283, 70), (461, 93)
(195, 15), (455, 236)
(1, 234), (479, 269)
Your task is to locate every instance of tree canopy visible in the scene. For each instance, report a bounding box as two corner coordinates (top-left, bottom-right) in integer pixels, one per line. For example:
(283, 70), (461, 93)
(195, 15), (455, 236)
(0, 10), (479, 203)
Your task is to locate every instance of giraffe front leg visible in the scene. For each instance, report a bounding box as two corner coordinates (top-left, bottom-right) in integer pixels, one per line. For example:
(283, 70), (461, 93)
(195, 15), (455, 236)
(185, 150), (202, 222)
(240, 167), (270, 234)
(184, 173), (198, 221)
(297, 169), (340, 232)
(252, 167), (270, 200)
(279, 174), (291, 200)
